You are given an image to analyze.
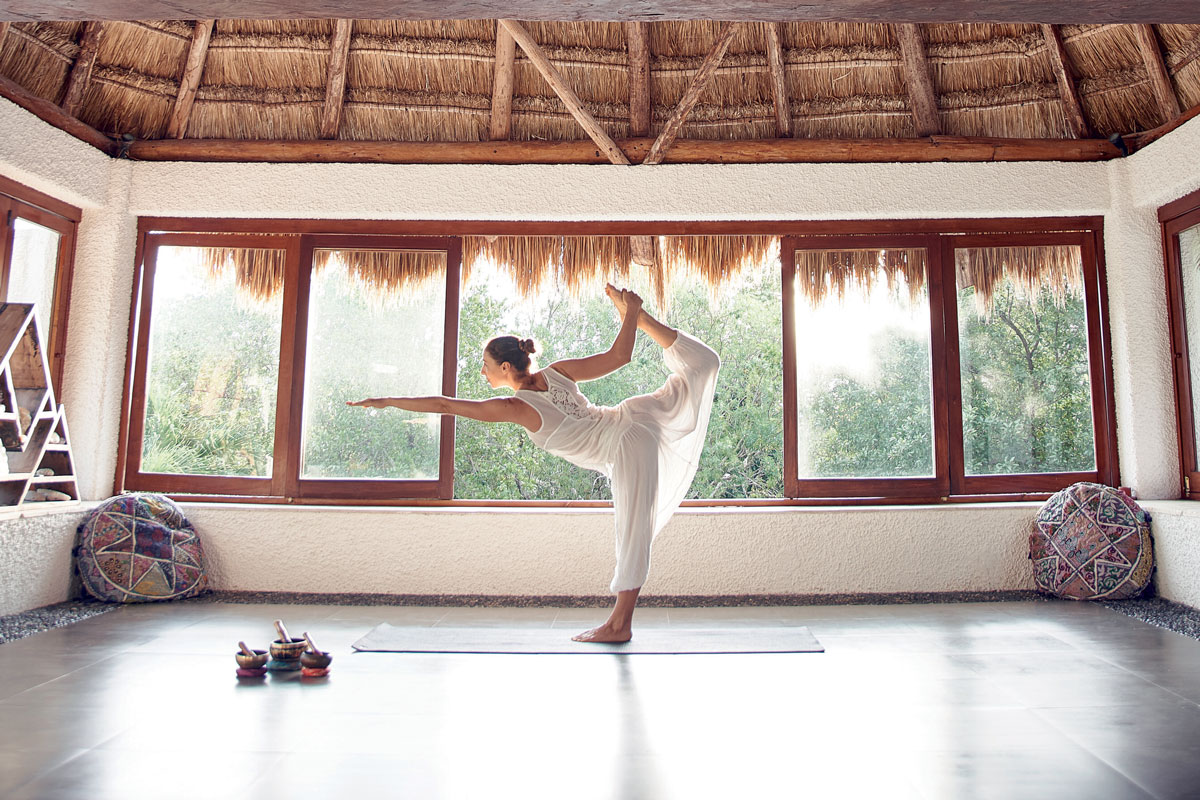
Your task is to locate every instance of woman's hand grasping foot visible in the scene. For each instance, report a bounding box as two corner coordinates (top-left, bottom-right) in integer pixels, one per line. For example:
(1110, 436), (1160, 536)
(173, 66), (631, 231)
(605, 283), (643, 322)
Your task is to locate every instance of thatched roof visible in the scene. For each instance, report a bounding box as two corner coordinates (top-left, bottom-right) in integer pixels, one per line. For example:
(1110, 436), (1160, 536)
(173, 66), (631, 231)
(0, 18), (1197, 159)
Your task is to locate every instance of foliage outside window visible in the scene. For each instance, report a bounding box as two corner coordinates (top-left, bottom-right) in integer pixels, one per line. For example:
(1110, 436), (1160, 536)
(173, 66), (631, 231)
(121, 220), (1116, 505)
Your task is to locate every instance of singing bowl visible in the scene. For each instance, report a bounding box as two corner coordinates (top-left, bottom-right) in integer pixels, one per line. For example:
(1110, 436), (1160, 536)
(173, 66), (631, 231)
(235, 649), (269, 669)
(270, 638), (307, 659)
(300, 651), (333, 669)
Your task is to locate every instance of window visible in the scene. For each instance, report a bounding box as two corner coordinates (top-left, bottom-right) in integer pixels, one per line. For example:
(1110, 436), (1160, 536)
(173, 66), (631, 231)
(120, 218), (1116, 505)
(1161, 187), (1200, 499)
(0, 175), (79, 393)
(122, 230), (460, 501)
(784, 227), (1116, 501)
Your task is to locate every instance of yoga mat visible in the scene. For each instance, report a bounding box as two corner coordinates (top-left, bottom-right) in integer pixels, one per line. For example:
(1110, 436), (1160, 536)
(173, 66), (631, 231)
(351, 623), (823, 654)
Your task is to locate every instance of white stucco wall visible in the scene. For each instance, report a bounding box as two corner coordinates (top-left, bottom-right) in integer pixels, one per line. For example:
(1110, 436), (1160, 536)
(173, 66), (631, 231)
(186, 502), (1037, 597)
(0, 508), (88, 617)
(2, 98), (1200, 615)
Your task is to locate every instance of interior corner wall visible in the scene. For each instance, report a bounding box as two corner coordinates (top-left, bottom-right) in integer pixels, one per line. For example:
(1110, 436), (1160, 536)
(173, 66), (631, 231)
(1116, 116), (1200, 610)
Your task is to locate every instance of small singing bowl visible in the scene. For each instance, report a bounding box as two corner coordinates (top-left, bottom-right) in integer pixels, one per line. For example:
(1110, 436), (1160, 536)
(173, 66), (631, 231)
(235, 649), (269, 669)
(300, 651), (333, 669)
(270, 638), (307, 660)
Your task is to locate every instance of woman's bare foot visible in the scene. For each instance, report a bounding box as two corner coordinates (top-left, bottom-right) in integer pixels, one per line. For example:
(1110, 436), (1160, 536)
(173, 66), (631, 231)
(605, 282), (630, 319)
(572, 621), (632, 643)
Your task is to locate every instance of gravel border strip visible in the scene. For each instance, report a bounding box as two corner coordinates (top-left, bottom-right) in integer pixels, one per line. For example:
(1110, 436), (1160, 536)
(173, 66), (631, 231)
(0, 601), (115, 646)
(1101, 597), (1200, 642)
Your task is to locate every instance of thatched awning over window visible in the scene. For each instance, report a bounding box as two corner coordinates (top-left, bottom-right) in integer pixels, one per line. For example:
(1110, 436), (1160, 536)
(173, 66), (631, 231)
(792, 243), (1084, 314)
(199, 236), (1082, 315)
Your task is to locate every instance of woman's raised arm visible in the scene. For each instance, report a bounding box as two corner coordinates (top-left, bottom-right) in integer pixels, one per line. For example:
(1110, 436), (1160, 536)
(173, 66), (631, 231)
(552, 287), (643, 382)
(347, 395), (540, 431)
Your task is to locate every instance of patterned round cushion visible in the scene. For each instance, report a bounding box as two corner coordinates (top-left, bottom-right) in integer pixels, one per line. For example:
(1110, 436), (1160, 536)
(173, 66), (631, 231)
(1030, 482), (1153, 600)
(76, 493), (209, 603)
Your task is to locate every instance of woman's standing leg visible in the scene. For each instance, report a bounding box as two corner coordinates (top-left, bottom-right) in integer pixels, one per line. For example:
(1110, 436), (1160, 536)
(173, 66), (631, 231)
(572, 430), (658, 643)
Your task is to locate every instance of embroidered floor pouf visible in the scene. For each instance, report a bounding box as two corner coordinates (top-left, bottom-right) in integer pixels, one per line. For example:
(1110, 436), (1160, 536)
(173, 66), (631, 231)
(1030, 482), (1153, 600)
(76, 493), (209, 603)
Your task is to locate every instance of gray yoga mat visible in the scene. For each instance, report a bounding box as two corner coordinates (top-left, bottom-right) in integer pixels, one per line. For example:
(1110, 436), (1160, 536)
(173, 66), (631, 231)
(351, 622), (824, 654)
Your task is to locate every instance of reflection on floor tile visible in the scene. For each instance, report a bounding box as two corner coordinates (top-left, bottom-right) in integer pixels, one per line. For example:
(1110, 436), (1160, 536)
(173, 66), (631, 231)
(0, 599), (1197, 799)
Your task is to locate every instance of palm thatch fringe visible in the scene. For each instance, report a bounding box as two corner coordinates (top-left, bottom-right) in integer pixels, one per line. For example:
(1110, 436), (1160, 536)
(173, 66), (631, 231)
(793, 245), (1082, 314)
(795, 248), (928, 308)
(956, 245), (1083, 315)
(659, 235), (779, 304)
(312, 249), (447, 300)
(463, 236), (633, 299)
(201, 247), (287, 303)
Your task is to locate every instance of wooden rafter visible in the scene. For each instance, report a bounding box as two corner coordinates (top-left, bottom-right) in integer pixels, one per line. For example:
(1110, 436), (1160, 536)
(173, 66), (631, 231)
(1041, 24), (1090, 139)
(10, 1), (1200, 24)
(894, 23), (940, 137)
(320, 19), (353, 139)
(0, 73), (116, 154)
(1174, 38), (1200, 75)
(165, 19), (214, 139)
(764, 22), (791, 137)
(125, 135), (1122, 164)
(498, 19), (631, 165)
(489, 22), (516, 141)
(644, 22), (739, 166)
(625, 21), (651, 137)
(60, 21), (104, 116)
(1132, 24), (1183, 124)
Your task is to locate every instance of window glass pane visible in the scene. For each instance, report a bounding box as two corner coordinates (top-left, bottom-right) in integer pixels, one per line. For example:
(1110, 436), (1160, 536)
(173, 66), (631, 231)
(301, 249), (447, 479)
(455, 254), (782, 500)
(142, 246), (282, 476)
(7, 217), (61, 328)
(956, 245), (1095, 475)
(792, 248), (934, 479)
(1179, 224), (1200, 463)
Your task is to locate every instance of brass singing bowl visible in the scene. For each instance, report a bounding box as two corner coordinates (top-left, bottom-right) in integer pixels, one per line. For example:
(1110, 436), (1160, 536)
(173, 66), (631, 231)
(269, 638), (307, 659)
(300, 651), (333, 669)
(235, 649), (269, 669)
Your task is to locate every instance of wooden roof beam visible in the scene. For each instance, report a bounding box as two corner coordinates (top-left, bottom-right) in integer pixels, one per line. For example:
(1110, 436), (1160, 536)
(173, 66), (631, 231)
(489, 22), (515, 141)
(7, 2), (1200, 24)
(165, 19), (214, 139)
(1041, 24), (1090, 139)
(764, 22), (791, 137)
(1132, 24), (1183, 125)
(498, 19), (631, 165)
(0, 73), (116, 154)
(644, 22), (739, 165)
(625, 21), (651, 138)
(60, 21), (104, 116)
(126, 135), (1123, 165)
(319, 19), (353, 139)
(894, 23), (940, 137)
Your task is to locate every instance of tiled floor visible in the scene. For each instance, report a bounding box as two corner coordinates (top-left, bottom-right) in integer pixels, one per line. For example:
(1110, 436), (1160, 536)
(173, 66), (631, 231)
(1, 600), (1199, 799)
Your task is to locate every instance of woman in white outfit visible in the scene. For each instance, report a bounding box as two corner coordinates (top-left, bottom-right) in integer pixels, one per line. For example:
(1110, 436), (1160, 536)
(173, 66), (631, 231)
(349, 284), (720, 642)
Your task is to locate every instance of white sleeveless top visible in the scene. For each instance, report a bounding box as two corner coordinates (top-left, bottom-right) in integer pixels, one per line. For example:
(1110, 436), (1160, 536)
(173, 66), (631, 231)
(515, 367), (621, 474)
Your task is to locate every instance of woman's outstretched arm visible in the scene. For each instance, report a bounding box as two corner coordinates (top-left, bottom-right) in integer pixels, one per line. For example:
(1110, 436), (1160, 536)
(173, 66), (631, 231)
(552, 288), (643, 382)
(347, 395), (539, 430)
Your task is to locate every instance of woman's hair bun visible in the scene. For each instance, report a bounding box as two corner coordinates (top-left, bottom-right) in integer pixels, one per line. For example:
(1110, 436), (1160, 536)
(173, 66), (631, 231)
(519, 338), (537, 355)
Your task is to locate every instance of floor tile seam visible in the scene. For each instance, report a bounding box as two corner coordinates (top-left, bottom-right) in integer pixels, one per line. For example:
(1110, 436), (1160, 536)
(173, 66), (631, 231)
(1026, 707), (1170, 800)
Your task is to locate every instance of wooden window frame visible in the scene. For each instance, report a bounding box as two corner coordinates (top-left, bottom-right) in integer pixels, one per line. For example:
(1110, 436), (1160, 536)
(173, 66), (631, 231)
(782, 225), (1117, 501)
(0, 174), (79, 394)
(118, 226), (461, 501)
(1160, 186), (1200, 499)
(118, 215), (1117, 506)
